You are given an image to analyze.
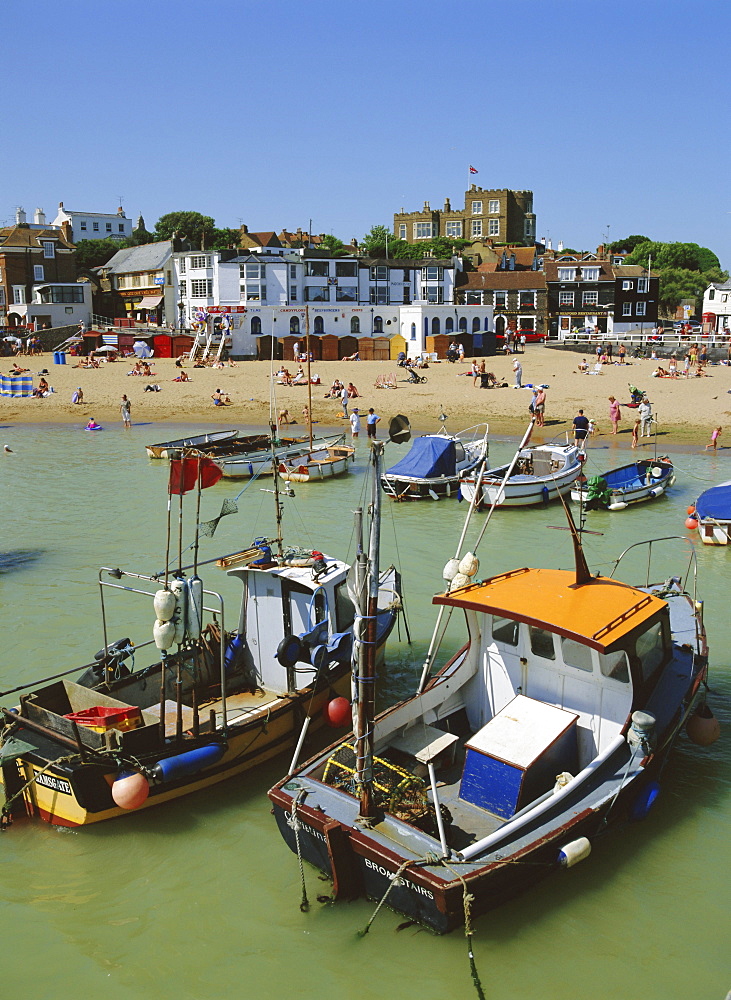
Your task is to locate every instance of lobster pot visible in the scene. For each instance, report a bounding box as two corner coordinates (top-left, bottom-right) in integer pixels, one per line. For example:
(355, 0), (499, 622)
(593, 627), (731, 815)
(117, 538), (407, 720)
(459, 695), (579, 819)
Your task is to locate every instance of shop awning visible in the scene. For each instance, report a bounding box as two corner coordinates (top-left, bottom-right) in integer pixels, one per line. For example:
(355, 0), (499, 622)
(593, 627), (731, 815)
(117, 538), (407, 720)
(135, 295), (163, 310)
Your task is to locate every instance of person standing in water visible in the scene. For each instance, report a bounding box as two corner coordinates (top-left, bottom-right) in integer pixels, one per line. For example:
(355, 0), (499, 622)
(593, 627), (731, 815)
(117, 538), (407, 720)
(120, 394), (132, 428)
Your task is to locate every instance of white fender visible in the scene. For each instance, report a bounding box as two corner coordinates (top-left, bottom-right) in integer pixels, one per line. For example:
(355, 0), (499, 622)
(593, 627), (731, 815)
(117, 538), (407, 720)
(153, 589), (176, 622)
(185, 576), (203, 640)
(170, 577), (187, 644)
(153, 619), (176, 650)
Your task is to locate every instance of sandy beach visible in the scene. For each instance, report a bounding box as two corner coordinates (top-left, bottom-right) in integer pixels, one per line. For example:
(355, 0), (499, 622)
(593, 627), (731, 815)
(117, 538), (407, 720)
(3, 347), (731, 448)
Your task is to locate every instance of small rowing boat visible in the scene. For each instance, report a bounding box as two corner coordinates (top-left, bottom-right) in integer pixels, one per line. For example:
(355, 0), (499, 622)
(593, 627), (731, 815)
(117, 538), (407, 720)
(145, 429), (239, 459)
(572, 457), (675, 510)
(460, 443), (581, 508)
(278, 445), (355, 483)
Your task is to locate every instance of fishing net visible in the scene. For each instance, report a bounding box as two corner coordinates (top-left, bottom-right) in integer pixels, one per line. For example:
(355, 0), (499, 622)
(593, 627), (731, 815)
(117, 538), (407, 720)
(198, 498), (239, 537)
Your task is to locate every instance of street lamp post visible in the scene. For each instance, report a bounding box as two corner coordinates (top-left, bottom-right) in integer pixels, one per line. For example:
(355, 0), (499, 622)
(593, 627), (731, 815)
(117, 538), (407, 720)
(178, 301), (185, 333)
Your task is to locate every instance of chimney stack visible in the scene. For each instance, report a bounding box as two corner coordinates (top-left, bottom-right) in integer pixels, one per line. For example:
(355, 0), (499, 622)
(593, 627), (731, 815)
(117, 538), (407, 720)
(34, 208), (46, 225)
(15, 206), (27, 225)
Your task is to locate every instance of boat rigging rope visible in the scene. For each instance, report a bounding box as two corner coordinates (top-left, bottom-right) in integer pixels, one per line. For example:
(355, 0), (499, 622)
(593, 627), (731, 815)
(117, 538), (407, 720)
(0, 754), (77, 830)
(357, 853), (486, 999)
(287, 788), (310, 913)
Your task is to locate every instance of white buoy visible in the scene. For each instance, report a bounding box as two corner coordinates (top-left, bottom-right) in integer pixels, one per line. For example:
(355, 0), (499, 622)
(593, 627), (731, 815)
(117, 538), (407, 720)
(169, 577), (187, 644)
(458, 551), (479, 577)
(153, 589), (176, 622)
(153, 619), (176, 650)
(442, 558), (460, 582)
(558, 837), (591, 868)
(450, 572), (471, 591)
(608, 501), (628, 511)
(185, 576), (203, 640)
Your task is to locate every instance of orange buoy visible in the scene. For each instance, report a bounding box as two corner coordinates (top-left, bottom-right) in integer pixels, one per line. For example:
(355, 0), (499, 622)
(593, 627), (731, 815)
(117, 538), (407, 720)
(685, 517), (698, 530)
(686, 702), (721, 746)
(687, 505), (696, 516)
(322, 696), (351, 728)
(111, 769), (150, 809)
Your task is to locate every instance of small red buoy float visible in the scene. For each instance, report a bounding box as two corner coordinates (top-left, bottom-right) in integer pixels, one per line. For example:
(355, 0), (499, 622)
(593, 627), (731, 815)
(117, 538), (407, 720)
(686, 702), (721, 747)
(685, 517), (698, 530)
(322, 696), (351, 728)
(687, 505), (696, 516)
(111, 769), (150, 809)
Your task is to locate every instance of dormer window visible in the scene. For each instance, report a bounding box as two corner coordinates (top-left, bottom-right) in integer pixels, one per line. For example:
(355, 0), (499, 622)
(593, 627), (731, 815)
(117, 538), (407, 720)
(581, 267), (599, 281)
(558, 268), (576, 281)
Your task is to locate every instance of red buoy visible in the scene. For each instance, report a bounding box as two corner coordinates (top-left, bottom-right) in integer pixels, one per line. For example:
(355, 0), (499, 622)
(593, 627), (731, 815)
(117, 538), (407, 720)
(685, 517), (698, 530)
(686, 703), (721, 746)
(322, 696), (351, 728)
(687, 505), (696, 516)
(112, 769), (150, 809)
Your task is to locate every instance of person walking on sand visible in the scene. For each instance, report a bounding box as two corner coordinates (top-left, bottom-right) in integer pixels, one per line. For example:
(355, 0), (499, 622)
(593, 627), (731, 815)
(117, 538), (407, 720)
(631, 418), (640, 449)
(349, 407), (361, 439)
(608, 396), (621, 435)
(618, 343), (626, 365)
(512, 357), (522, 388)
(120, 394), (132, 428)
(340, 383), (348, 419)
(572, 409), (590, 450)
(705, 426), (722, 452)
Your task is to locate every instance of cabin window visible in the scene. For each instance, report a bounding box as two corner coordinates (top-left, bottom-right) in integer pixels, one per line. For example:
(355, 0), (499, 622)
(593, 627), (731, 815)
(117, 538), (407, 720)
(635, 622), (665, 680)
(335, 582), (355, 632)
(599, 649), (630, 683)
(529, 626), (556, 660)
(561, 636), (593, 672)
(491, 616), (518, 646)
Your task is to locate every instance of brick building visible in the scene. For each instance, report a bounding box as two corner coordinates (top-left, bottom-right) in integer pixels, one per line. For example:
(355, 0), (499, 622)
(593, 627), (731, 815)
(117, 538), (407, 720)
(394, 185), (536, 247)
(0, 217), (90, 330)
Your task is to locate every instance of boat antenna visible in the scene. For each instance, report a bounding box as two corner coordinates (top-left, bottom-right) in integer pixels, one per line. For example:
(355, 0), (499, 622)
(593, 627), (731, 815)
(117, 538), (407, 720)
(305, 305), (313, 450)
(555, 490), (593, 586)
(355, 439), (384, 823)
(269, 419), (285, 559)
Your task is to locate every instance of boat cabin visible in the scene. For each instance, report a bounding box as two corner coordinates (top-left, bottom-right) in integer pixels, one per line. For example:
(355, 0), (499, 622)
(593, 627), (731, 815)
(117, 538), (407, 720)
(435, 568), (670, 768)
(228, 557), (353, 690)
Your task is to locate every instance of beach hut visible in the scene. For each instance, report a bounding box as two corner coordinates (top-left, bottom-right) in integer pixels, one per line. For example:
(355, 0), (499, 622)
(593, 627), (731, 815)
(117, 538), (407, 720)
(338, 336), (359, 360)
(372, 336), (391, 360)
(321, 335), (339, 361)
(257, 335), (282, 361)
(390, 333), (407, 360)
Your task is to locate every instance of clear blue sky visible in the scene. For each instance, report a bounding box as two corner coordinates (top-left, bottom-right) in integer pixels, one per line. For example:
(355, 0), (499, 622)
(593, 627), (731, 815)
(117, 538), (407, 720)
(4, 0), (730, 268)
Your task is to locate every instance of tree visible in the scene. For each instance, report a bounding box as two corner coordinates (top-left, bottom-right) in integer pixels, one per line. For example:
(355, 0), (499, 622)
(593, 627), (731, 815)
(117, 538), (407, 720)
(208, 228), (241, 251)
(153, 211), (216, 249)
(319, 234), (349, 257)
(625, 240), (720, 272)
(361, 224), (392, 257)
(74, 238), (127, 269)
(607, 234), (650, 254)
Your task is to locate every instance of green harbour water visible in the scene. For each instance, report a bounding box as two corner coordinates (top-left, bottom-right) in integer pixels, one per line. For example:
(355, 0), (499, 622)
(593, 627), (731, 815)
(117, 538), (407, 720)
(0, 420), (729, 1000)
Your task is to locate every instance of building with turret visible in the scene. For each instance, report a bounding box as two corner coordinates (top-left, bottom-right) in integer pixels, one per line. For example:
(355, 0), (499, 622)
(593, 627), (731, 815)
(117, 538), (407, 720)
(394, 185), (536, 247)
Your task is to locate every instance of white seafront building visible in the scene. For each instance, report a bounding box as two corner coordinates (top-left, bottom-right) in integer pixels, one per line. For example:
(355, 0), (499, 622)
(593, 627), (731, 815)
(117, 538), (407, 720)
(173, 247), (493, 359)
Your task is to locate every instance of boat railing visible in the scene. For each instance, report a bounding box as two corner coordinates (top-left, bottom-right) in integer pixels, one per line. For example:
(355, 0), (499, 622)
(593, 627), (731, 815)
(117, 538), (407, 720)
(607, 537), (703, 651)
(608, 536), (698, 600)
(455, 422), (489, 446)
(98, 568), (230, 729)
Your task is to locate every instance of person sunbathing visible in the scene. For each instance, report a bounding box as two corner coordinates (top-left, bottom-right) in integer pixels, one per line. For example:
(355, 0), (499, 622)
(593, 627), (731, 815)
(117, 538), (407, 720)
(577, 359), (589, 373)
(10, 362), (30, 374)
(346, 382), (360, 398)
(173, 370), (190, 382)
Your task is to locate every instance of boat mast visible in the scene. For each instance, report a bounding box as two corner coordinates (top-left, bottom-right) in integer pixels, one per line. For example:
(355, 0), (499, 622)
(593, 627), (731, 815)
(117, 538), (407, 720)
(356, 440), (383, 821)
(269, 419), (285, 559)
(305, 305), (313, 450)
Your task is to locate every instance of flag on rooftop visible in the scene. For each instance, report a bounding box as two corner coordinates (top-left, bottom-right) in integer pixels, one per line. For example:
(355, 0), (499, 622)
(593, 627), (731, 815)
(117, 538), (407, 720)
(469, 165), (478, 174)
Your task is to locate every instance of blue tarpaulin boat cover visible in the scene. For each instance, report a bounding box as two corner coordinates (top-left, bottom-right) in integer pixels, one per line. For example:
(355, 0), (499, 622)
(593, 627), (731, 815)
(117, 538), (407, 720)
(386, 435), (457, 479)
(696, 481), (731, 520)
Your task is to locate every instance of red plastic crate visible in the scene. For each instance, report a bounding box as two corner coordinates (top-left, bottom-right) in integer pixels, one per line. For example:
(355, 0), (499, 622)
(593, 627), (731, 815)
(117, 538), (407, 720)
(64, 706), (142, 733)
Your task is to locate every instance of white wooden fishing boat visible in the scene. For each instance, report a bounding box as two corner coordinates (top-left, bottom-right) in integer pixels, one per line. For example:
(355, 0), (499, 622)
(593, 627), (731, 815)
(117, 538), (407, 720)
(269, 489), (713, 933)
(216, 433), (345, 479)
(279, 445), (355, 483)
(145, 429), (239, 459)
(0, 453), (401, 828)
(460, 443), (581, 507)
(381, 423), (488, 501)
(572, 457), (675, 510)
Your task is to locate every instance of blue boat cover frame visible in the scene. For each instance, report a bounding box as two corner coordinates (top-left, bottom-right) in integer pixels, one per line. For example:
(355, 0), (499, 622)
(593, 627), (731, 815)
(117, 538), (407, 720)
(386, 436), (457, 479)
(696, 481), (731, 520)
